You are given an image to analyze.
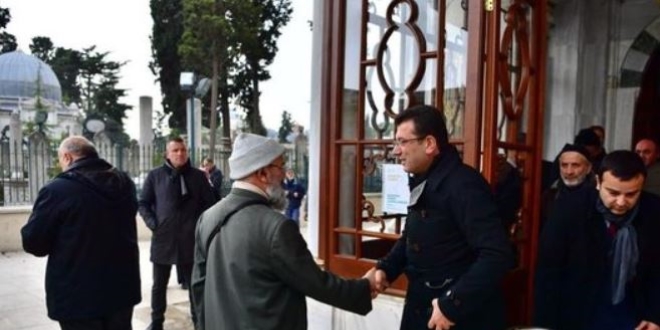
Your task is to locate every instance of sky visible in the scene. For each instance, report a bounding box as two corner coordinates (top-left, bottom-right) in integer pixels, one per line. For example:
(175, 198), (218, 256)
(3, 0), (312, 139)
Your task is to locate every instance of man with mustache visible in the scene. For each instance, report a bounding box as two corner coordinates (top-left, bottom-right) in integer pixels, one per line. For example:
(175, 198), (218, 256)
(191, 133), (374, 330)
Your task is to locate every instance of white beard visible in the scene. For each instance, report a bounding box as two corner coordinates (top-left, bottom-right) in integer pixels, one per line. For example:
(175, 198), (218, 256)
(266, 183), (288, 211)
(562, 174), (587, 187)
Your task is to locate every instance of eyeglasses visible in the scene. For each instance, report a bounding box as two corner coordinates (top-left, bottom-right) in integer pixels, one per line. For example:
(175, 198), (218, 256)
(393, 137), (425, 147)
(267, 163), (286, 172)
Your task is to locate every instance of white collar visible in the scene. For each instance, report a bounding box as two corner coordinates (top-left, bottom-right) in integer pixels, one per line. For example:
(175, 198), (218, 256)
(232, 181), (268, 198)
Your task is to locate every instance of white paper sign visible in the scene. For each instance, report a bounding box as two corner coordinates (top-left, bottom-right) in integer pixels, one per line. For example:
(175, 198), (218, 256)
(382, 164), (410, 214)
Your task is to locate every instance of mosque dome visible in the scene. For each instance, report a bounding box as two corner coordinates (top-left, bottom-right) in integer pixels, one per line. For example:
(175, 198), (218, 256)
(0, 50), (62, 102)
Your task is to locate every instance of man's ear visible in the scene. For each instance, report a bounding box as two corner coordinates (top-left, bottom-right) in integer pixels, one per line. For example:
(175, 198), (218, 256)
(425, 135), (438, 155)
(595, 174), (601, 190)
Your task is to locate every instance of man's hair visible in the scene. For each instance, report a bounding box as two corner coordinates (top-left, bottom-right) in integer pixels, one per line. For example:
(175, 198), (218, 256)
(168, 136), (185, 144)
(574, 128), (601, 148)
(203, 157), (214, 165)
(60, 136), (98, 158)
(394, 104), (449, 148)
(597, 150), (646, 181)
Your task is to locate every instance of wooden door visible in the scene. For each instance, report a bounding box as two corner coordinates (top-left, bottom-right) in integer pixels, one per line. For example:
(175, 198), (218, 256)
(318, 0), (548, 326)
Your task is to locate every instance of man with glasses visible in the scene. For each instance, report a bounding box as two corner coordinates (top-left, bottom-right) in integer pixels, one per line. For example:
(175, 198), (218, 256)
(364, 105), (514, 330)
(192, 133), (375, 330)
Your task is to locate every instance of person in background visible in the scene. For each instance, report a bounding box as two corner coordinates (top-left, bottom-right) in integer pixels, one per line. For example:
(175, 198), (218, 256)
(575, 127), (606, 170)
(282, 168), (306, 226)
(21, 136), (141, 330)
(540, 143), (594, 229)
(364, 105), (514, 330)
(191, 133), (374, 330)
(139, 136), (216, 330)
(634, 138), (660, 196)
(202, 157), (224, 200)
(534, 150), (660, 330)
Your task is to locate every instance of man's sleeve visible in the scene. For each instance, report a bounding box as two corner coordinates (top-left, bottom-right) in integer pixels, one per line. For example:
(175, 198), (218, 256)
(269, 220), (373, 315)
(21, 187), (61, 256)
(138, 172), (158, 230)
(375, 230), (408, 283)
(436, 176), (515, 323)
(191, 218), (208, 329)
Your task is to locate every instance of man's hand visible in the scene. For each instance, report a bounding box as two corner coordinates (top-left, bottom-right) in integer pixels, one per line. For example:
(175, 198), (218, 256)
(636, 320), (660, 330)
(363, 267), (389, 298)
(427, 298), (455, 330)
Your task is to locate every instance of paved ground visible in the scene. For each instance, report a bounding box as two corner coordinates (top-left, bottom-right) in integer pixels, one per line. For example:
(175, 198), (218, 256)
(0, 221), (334, 330)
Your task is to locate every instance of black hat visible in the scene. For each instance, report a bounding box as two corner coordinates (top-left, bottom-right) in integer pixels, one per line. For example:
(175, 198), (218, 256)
(574, 128), (601, 147)
(558, 143), (590, 162)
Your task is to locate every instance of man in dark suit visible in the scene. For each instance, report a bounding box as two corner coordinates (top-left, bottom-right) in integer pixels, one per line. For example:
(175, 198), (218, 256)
(139, 137), (215, 330)
(365, 105), (514, 330)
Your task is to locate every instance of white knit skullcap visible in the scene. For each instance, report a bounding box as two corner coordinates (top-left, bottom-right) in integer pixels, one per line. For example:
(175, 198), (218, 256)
(228, 133), (286, 180)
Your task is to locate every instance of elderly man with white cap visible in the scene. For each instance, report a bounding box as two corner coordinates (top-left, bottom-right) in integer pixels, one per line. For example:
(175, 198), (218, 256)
(191, 133), (375, 330)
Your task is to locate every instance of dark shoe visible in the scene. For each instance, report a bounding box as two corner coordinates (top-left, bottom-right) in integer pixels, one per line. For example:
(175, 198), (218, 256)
(146, 322), (164, 330)
(181, 282), (189, 290)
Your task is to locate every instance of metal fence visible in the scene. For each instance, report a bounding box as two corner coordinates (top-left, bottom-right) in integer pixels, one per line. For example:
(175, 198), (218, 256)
(0, 136), (308, 206)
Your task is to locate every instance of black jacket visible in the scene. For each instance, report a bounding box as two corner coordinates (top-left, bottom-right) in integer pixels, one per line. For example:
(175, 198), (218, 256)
(534, 188), (660, 330)
(377, 147), (514, 330)
(139, 160), (216, 264)
(21, 157), (141, 321)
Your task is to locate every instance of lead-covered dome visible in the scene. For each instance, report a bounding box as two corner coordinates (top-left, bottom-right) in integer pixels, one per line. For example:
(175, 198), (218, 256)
(0, 50), (62, 102)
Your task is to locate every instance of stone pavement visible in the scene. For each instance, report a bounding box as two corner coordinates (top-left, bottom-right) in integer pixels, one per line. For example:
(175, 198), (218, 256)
(0, 222), (334, 330)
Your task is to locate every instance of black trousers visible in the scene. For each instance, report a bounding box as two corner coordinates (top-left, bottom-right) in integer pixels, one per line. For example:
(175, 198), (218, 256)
(59, 307), (133, 330)
(151, 263), (194, 325)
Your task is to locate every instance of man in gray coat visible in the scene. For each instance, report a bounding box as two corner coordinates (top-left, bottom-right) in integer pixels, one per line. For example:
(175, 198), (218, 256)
(192, 133), (374, 330)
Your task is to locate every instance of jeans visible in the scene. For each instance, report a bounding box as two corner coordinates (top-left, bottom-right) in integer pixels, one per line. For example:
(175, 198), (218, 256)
(285, 207), (300, 226)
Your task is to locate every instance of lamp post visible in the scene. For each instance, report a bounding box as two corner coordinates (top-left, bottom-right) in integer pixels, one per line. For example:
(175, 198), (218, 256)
(180, 72), (211, 165)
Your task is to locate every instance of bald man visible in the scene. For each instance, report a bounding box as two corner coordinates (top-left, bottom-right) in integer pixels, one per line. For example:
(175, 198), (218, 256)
(635, 138), (660, 196)
(21, 136), (141, 329)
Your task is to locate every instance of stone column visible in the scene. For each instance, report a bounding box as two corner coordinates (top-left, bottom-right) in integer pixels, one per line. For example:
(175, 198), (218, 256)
(139, 96), (154, 175)
(307, 0), (325, 257)
(139, 96), (154, 146)
(27, 132), (50, 204)
(8, 110), (23, 180)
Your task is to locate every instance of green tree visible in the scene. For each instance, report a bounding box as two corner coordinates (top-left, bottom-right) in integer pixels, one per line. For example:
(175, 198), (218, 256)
(29, 36), (54, 62)
(77, 46), (132, 132)
(149, 0), (187, 131)
(278, 110), (293, 143)
(0, 6), (17, 54)
(233, 0), (292, 135)
(180, 0), (254, 157)
(49, 47), (83, 105)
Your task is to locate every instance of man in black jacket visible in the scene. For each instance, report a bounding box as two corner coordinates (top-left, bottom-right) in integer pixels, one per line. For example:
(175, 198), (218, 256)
(139, 137), (216, 330)
(534, 150), (660, 330)
(365, 105), (514, 330)
(22, 136), (141, 329)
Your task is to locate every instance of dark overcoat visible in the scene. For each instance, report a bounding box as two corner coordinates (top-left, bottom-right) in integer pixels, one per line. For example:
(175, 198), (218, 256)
(21, 157), (141, 321)
(138, 161), (216, 264)
(377, 147), (514, 330)
(534, 187), (660, 330)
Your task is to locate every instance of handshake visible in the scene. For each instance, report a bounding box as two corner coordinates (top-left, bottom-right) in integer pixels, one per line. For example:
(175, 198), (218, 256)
(362, 267), (390, 299)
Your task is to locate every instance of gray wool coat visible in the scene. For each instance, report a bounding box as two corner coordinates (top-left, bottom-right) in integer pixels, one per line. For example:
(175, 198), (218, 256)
(192, 188), (372, 330)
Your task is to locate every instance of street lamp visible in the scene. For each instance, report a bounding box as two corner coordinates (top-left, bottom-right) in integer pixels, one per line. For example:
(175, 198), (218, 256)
(180, 72), (211, 165)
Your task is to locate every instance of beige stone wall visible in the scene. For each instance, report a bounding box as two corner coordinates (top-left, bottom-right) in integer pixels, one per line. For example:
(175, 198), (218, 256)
(0, 207), (152, 253)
